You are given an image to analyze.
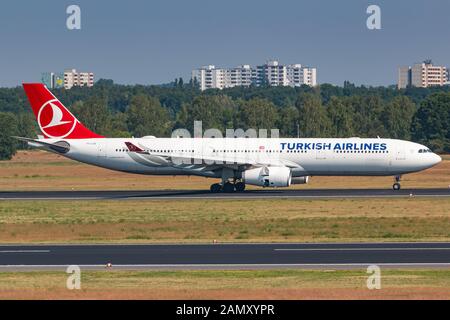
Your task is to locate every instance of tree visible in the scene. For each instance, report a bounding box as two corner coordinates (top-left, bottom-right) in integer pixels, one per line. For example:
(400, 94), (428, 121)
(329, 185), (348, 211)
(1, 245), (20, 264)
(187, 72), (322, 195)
(295, 93), (331, 137)
(108, 112), (130, 138)
(238, 98), (279, 131)
(380, 96), (416, 140)
(411, 92), (450, 153)
(126, 94), (172, 137)
(71, 96), (111, 135)
(278, 106), (299, 137)
(1, 82), (449, 146)
(189, 77), (200, 90)
(0, 112), (18, 160)
(349, 95), (386, 137)
(16, 112), (38, 148)
(176, 95), (236, 133)
(326, 96), (354, 137)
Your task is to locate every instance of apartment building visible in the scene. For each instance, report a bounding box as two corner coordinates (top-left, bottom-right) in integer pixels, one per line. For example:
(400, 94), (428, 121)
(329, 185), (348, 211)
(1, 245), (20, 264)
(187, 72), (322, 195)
(41, 69), (94, 89)
(64, 69), (95, 89)
(227, 65), (253, 87)
(191, 65), (225, 91)
(255, 60), (289, 86)
(398, 61), (448, 89)
(286, 64), (317, 87)
(192, 60), (317, 91)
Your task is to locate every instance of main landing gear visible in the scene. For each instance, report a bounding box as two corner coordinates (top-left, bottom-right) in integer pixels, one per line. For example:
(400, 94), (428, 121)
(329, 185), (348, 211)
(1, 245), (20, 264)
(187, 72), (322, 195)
(392, 175), (401, 191)
(210, 181), (246, 193)
(210, 183), (222, 193)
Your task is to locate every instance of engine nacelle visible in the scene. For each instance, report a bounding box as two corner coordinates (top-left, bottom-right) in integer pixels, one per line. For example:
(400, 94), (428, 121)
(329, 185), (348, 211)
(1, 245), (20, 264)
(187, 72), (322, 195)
(243, 167), (292, 187)
(291, 176), (309, 184)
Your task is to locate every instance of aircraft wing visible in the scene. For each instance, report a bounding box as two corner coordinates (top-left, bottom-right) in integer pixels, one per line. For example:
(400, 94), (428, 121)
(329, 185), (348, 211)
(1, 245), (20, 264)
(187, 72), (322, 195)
(125, 141), (301, 171)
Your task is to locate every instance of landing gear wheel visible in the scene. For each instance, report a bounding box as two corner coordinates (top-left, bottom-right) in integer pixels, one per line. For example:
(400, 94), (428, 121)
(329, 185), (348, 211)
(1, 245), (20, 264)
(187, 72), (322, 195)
(223, 182), (235, 193)
(393, 183), (401, 191)
(210, 183), (222, 193)
(235, 182), (246, 192)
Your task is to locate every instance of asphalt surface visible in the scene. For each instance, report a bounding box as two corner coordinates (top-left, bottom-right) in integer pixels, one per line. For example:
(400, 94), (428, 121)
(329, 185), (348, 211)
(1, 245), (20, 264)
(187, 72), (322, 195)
(1, 243), (450, 270)
(0, 188), (449, 200)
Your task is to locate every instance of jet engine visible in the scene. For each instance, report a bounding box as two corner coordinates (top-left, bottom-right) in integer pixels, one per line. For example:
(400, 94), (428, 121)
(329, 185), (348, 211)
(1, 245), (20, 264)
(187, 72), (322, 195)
(243, 166), (292, 187)
(291, 176), (309, 184)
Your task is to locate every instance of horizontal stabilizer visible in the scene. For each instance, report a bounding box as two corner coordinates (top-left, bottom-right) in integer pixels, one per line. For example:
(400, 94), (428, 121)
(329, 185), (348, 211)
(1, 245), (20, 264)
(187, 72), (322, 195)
(12, 136), (70, 154)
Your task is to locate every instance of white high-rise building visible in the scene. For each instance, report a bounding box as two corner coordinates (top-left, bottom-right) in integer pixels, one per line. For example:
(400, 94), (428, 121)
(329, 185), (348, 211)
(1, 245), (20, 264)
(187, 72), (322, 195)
(398, 61), (448, 89)
(64, 69), (95, 89)
(191, 65), (226, 91)
(192, 60), (317, 91)
(255, 60), (289, 87)
(226, 65), (253, 87)
(286, 64), (317, 87)
(299, 67), (317, 87)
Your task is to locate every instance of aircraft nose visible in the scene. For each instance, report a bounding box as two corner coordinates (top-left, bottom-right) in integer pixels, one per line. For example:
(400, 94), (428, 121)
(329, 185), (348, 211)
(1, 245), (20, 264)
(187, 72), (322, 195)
(431, 153), (442, 166)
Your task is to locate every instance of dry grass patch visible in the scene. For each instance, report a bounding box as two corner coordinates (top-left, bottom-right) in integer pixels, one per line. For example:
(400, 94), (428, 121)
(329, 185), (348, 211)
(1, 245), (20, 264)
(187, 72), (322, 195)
(0, 269), (449, 299)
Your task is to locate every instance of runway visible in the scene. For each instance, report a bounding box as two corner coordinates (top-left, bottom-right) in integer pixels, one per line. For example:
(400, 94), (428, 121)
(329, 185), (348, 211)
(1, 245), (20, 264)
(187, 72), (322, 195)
(1, 243), (450, 270)
(0, 188), (449, 200)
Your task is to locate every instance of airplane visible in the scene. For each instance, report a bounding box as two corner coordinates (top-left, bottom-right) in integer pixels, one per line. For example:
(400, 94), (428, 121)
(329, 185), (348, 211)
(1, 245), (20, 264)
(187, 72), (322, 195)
(16, 83), (442, 193)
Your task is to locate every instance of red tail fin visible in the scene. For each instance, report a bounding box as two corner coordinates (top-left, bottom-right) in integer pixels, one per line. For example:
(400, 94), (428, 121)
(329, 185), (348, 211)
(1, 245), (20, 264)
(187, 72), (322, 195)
(22, 83), (104, 139)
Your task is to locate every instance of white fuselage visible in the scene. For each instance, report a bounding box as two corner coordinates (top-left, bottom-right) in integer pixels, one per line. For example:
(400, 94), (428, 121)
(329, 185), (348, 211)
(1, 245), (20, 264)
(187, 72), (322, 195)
(43, 137), (441, 181)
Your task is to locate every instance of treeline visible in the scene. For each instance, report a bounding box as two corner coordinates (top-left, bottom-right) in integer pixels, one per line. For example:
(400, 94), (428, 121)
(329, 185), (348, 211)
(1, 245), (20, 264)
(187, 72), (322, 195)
(0, 79), (449, 159)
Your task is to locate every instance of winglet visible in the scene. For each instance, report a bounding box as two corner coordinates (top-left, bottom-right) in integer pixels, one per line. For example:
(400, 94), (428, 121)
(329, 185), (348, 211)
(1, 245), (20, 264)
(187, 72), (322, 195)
(125, 141), (147, 153)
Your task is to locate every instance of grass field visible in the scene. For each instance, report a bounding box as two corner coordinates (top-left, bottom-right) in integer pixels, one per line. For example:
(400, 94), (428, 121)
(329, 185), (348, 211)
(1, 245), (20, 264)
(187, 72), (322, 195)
(0, 198), (449, 243)
(0, 269), (449, 299)
(0, 150), (449, 191)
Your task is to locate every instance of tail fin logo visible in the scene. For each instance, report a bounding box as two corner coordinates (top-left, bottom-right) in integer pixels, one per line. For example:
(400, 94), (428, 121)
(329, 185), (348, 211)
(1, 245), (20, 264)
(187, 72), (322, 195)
(37, 99), (77, 138)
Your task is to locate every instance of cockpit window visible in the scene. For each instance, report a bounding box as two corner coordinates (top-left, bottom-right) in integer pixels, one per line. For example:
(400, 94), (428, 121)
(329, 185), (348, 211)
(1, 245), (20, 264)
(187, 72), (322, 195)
(418, 149), (432, 153)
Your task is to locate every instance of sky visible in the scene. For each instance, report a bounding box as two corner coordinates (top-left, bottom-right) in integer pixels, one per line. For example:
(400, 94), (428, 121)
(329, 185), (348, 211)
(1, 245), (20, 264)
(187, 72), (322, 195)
(0, 0), (449, 87)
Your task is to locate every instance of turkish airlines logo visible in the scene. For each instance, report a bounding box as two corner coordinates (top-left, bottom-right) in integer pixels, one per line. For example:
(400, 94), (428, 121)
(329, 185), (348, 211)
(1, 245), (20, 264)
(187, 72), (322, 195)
(37, 99), (77, 138)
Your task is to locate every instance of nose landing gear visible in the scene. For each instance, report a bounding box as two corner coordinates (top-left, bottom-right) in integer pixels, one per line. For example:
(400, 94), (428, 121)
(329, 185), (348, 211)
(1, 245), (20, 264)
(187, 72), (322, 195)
(392, 175), (401, 190)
